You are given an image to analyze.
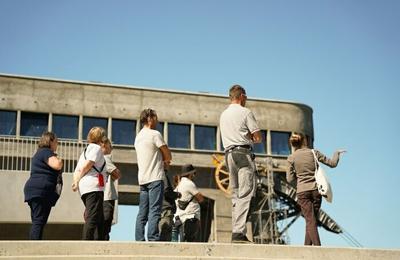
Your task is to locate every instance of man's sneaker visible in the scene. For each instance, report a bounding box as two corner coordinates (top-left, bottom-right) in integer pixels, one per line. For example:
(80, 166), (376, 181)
(231, 233), (252, 244)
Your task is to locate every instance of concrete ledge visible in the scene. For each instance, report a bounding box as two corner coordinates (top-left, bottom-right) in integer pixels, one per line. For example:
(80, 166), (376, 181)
(1, 241), (400, 260)
(0, 256), (286, 260)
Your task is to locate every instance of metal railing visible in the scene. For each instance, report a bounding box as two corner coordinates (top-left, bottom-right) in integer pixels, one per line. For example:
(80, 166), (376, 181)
(0, 136), (87, 173)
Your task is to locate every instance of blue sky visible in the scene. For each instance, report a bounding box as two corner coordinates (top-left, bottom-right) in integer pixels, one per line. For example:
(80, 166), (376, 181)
(1, 0), (399, 249)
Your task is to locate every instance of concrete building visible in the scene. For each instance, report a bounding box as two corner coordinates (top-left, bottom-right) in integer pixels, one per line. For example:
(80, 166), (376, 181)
(0, 73), (314, 242)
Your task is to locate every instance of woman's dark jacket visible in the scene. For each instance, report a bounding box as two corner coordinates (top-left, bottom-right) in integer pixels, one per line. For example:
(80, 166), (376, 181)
(24, 148), (61, 206)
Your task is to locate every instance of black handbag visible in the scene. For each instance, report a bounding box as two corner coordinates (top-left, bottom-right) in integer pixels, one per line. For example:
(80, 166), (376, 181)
(177, 196), (193, 210)
(55, 172), (63, 196)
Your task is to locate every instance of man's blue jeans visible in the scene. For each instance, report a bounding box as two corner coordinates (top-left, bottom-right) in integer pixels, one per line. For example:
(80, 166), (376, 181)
(135, 180), (164, 241)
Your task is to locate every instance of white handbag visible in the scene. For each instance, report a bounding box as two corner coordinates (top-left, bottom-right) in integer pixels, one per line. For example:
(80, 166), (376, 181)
(311, 149), (333, 203)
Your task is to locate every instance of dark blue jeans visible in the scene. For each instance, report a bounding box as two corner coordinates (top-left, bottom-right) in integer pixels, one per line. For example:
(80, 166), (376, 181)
(135, 180), (164, 241)
(28, 197), (52, 240)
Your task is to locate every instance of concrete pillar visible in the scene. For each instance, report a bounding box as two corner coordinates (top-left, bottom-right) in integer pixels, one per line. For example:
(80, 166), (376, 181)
(16, 110), (21, 139)
(78, 115), (83, 142)
(164, 122), (169, 144)
(108, 117), (112, 139)
(190, 123), (195, 150)
(48, 113), (53, 132)
(136, 118), (140, 137)
(216, 126), (221, 152)
(291, 131), (295, 153)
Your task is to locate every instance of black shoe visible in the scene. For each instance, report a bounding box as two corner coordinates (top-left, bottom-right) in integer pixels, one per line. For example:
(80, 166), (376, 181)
(231, 233), (252, 244)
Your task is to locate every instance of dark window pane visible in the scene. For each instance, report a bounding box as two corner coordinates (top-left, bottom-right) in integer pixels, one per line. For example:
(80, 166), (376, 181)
(195, 125), (216, 150)
(0, 110), (16, 135)
(168, 123), (190, 149)
(156, 122), (164, 136)
(271, 131), (291, 155)
(21, 112), (48, 137)
(253, 130), (267, 154)
(112, 119), (136, 145)
(53, 114), (79, 139)
(83, 116), (108, 140)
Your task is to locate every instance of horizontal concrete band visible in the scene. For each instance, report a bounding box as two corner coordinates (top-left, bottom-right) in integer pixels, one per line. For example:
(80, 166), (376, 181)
(1, 241), (400, 260)
(0, 257), (291, 260)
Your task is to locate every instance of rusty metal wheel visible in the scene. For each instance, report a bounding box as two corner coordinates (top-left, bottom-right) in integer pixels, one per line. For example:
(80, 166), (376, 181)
(212, 154), (231, 195)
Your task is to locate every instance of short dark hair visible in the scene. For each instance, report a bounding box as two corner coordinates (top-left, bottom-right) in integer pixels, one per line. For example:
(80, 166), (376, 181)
(140, 108), (157, 126)
(38, 131), (57, 149)
(229, 84), (246, 100)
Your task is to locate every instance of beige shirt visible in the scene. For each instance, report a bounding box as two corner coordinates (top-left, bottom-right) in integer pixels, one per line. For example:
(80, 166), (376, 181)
(220, 104), (260, 151)
(134, 128), (166, 185)
(287, 148), (340, 194)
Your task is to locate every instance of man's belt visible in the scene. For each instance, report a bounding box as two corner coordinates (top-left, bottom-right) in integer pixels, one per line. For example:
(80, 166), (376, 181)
(227, 145), (252, 152)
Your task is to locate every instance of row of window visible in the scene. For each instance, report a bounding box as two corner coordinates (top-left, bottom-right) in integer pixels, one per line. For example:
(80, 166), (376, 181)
(0, 110), (291, 155)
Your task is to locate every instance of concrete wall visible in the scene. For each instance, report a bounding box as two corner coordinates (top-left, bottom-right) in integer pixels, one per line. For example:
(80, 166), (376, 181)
(0, 171), (85, 240)
(0, 171), (84, 224)
(0, 74), (313, 137)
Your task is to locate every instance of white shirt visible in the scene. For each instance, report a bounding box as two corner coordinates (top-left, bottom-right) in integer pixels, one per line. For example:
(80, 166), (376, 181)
(104, 154), (118, 201)
(74, 143), (106, 196)
(174, 177), (201, 223)
(134, 127), (166, 185)
(220, 104), (260, 151)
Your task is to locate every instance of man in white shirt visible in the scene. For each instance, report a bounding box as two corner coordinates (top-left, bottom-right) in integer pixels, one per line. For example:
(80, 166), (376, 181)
(134, 108), (172, 241)
(174, 164), (204, 242)
(220, 85), (262, 243)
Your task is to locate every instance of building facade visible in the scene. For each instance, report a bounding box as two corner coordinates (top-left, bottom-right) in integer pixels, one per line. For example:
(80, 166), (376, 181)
(0, 74), (314, 241)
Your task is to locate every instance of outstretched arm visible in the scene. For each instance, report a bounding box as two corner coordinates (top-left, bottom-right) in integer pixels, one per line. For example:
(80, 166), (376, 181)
(316, 150), (346, 168)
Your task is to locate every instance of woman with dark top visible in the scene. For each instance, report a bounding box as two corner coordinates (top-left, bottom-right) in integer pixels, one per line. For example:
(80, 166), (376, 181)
(24, 132), (63, 240)
(286, 133), (345, 246)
